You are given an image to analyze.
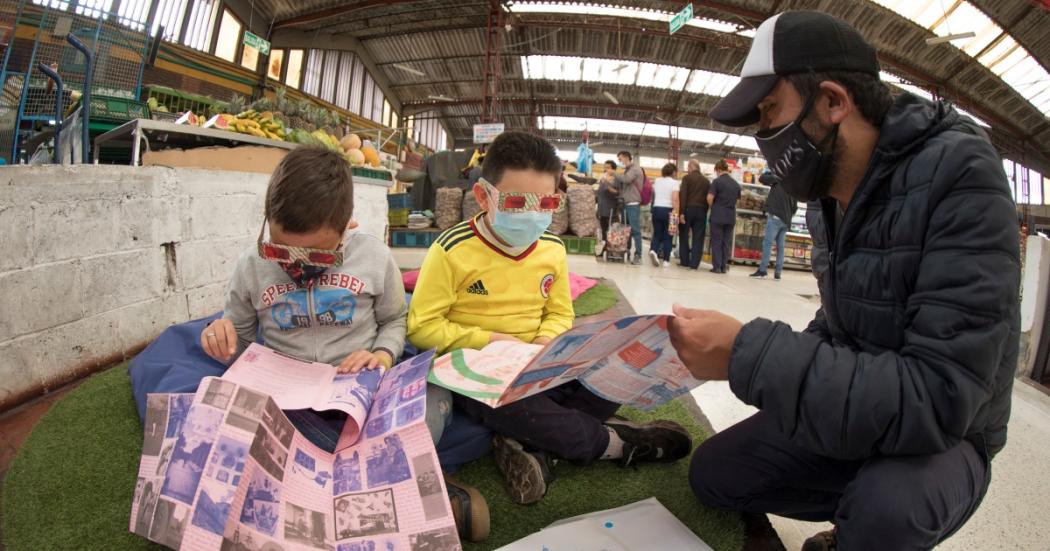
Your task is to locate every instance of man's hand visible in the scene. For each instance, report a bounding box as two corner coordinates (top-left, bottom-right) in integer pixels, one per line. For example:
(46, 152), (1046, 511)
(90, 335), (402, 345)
(489, 332), (523, 344)
(533, 336), (552, 345)
(337, 350), (391, 374)
(201, 318), (237, 362)
(668, 304), (743, 381)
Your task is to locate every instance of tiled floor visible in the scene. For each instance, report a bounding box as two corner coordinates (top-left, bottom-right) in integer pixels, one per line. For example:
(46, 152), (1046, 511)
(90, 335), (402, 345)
(2, 246), (1047, 550)
(394, 247), (1050, 551)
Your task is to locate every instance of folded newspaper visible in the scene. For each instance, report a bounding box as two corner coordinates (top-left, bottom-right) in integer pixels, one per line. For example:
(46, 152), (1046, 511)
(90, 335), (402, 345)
(428, 315), (700, 410)
(496, 497), (713, 551)
(130, 349), (463, 551)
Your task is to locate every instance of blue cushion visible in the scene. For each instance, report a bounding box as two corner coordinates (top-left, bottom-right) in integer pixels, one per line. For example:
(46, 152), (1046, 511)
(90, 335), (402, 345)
(127, 313), (226, 421)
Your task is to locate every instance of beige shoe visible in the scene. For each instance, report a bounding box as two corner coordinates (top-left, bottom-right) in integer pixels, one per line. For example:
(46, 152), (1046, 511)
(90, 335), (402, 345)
(446, 475), (490, 542)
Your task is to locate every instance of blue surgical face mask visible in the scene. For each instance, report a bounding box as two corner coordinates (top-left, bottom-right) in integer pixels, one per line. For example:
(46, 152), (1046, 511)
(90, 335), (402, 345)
(491, 210), (552, 247)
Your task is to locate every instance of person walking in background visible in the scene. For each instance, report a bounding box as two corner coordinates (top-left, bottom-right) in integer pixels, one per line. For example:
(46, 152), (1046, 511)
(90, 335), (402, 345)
(678, 159), (710, 269)
(750, 173), (798, 280)
(649, 163), (680, 267)
(617, 151), (645, 265)
(707, 160), (740, 274)
(596, 160), (621, 256)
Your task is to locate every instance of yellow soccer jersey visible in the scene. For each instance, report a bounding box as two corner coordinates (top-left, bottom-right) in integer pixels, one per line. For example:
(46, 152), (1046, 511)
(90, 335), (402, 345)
(407, 214), (574, 354)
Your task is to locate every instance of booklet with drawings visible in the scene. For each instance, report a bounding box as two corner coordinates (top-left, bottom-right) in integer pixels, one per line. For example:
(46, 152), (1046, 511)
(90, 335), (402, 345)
(428, 314), (702, 411)
(130, 349), (463, 551)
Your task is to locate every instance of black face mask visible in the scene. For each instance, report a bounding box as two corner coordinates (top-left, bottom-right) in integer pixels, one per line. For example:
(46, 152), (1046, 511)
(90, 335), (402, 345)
(754, 94), (839, 202)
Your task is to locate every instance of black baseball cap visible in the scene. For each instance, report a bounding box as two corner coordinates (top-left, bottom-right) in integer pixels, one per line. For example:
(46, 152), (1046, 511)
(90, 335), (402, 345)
(710, 11), (880, 127)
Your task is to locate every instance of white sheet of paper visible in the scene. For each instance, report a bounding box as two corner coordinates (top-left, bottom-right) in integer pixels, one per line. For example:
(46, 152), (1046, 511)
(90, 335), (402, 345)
(496, 497), (713, 551)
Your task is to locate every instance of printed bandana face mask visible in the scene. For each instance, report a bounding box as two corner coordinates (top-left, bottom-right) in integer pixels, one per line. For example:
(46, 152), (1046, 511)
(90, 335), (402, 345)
(257, 222), (343, 288)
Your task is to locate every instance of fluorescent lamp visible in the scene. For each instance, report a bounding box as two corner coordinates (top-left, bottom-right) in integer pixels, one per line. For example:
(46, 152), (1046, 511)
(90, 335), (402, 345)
(926, 32), (976, 45)
(603, 91), (620, 104)
(427, 94), (455, 102)
(393, 63), (425, 76)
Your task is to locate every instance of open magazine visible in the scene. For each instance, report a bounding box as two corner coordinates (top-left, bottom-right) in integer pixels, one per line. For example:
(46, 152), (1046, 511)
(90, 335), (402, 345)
(130, 349), (462, 551)
(429, 315), (700, 411)
(220, 343), (390, 444)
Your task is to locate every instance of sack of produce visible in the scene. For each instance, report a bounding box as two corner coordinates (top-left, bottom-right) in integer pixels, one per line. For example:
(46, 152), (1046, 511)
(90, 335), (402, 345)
(462, 190), (483, 221)
(567, 184), (598, 237)
(434, 187), (463, 230)
(547, 191), (569, 235)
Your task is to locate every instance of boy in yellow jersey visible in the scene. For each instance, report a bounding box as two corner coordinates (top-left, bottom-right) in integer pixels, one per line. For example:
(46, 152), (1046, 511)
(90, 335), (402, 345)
(409, 132), (691, 505)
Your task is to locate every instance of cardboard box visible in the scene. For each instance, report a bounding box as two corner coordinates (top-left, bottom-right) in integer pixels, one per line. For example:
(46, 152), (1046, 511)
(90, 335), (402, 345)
(142, 145), (288, 174)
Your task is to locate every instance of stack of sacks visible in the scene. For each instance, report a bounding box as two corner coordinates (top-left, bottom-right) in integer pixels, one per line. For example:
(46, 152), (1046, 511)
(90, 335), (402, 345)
(567, 184), (598, 237)
(547, 191), (569, 235)
(434, 187), (464, 230)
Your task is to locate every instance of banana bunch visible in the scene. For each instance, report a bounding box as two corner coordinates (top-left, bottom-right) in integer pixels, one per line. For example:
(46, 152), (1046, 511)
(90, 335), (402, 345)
(228, 109), (286, 141)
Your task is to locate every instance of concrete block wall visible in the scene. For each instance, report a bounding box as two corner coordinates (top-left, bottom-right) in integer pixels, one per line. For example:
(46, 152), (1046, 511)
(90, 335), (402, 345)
(0, 165), (389, 411)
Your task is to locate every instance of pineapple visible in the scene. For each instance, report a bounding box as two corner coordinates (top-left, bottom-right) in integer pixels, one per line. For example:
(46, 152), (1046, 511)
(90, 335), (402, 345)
(251, 95), (274, 113)
(226, 94), (247, 116)
(286, 100), (310, 131)
(327, 109), (344, 138)
(273, 87), (290, 126)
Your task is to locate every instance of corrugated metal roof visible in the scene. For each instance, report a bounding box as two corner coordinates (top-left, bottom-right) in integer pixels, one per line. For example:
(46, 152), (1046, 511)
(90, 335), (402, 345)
(258, 0), (1049, 171)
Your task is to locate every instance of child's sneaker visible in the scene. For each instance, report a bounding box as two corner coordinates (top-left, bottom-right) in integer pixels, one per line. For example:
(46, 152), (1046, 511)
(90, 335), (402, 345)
(446, 476), (490, 542)
(605, 418), (692, 467)
(492, 434), (556, 504)
(802, 528), (837, 551)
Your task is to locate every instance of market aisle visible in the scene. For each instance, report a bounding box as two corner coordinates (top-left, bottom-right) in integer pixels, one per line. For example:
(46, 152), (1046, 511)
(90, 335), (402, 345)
(394, 247), (1050, 551)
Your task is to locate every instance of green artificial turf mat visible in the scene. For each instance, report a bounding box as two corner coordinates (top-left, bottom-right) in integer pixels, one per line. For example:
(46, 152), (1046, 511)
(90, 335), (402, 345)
(2, 364), (164, 551)
(4, 367), (742, 550)
(456, 398), (742, 550)
(573, 283), (619, 317)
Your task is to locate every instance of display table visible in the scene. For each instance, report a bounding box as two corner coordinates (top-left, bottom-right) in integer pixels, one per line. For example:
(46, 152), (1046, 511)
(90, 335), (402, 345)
(92, 118), (295, 165)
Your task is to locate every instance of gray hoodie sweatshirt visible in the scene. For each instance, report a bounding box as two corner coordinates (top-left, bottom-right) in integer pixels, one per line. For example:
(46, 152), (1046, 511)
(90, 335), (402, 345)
(224, 231), (407, 366)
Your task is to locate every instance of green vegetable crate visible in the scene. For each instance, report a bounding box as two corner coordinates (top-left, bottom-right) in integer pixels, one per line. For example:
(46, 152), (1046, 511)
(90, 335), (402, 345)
(561, 235), (597, 255)
(388, 208), (410, 227)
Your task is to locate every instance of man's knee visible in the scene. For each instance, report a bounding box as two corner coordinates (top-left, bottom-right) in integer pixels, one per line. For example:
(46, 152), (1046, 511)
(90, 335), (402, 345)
(688, 435), (742, 509)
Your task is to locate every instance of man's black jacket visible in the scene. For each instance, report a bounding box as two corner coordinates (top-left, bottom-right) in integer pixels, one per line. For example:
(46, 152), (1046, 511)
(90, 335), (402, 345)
(729, 93), (1020, 460)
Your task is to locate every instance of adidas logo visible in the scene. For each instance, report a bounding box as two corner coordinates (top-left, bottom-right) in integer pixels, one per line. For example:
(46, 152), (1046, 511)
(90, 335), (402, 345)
(466, 280), (489, 295)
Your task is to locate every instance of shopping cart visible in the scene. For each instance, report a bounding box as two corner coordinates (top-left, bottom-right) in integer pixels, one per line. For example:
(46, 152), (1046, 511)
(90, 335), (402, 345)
(600, 203), (631, 263)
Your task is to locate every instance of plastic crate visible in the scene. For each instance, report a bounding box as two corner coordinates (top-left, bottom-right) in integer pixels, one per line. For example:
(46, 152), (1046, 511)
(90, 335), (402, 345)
(389, 229), (440, 248)
(387, 193), (413, 210)
(562, 236), (596, 255)
(144, 85), (215, 116)
(388, 208), (410, 227)
(88, 95), (150, 124)
(352, 166), (394, 183)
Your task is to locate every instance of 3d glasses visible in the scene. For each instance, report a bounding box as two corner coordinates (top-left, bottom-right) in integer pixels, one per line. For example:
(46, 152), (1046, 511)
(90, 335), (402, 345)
(480, 178), (564, 213)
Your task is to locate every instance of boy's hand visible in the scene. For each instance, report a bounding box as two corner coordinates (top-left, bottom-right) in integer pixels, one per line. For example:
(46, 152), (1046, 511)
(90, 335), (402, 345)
(337, 350), (391, 374)
(201, 318), (237, 362)
(533, 336), (552, 345)
(489, 332), (522, 344)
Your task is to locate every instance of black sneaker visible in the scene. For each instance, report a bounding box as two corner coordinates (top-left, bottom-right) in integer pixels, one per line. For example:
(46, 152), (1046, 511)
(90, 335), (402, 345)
(774, 273), (782, 281)
(492, 434), (556, 505)
(605, 419), (692, 467)
(750, 270), (768, 279)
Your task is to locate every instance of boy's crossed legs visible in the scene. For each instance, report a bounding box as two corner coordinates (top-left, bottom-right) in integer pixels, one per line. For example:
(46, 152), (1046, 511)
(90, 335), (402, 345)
(455, 381), (693, 504)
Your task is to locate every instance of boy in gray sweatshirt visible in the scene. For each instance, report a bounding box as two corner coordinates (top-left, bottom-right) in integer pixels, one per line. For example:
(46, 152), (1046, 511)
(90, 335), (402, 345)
(200, 147), (407, 437)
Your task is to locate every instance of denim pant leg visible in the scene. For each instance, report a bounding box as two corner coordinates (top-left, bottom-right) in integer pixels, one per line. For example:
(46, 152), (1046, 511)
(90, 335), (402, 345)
(774, 221), (788, 275)
(759, 213), (777, 273)
(625, 204), (643, 259)
(425, 383), (453, 445)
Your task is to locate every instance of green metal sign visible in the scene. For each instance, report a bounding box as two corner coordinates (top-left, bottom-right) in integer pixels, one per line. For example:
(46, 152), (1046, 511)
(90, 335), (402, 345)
(243, 31), (270, 55)
(670, 3), (693, 35)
